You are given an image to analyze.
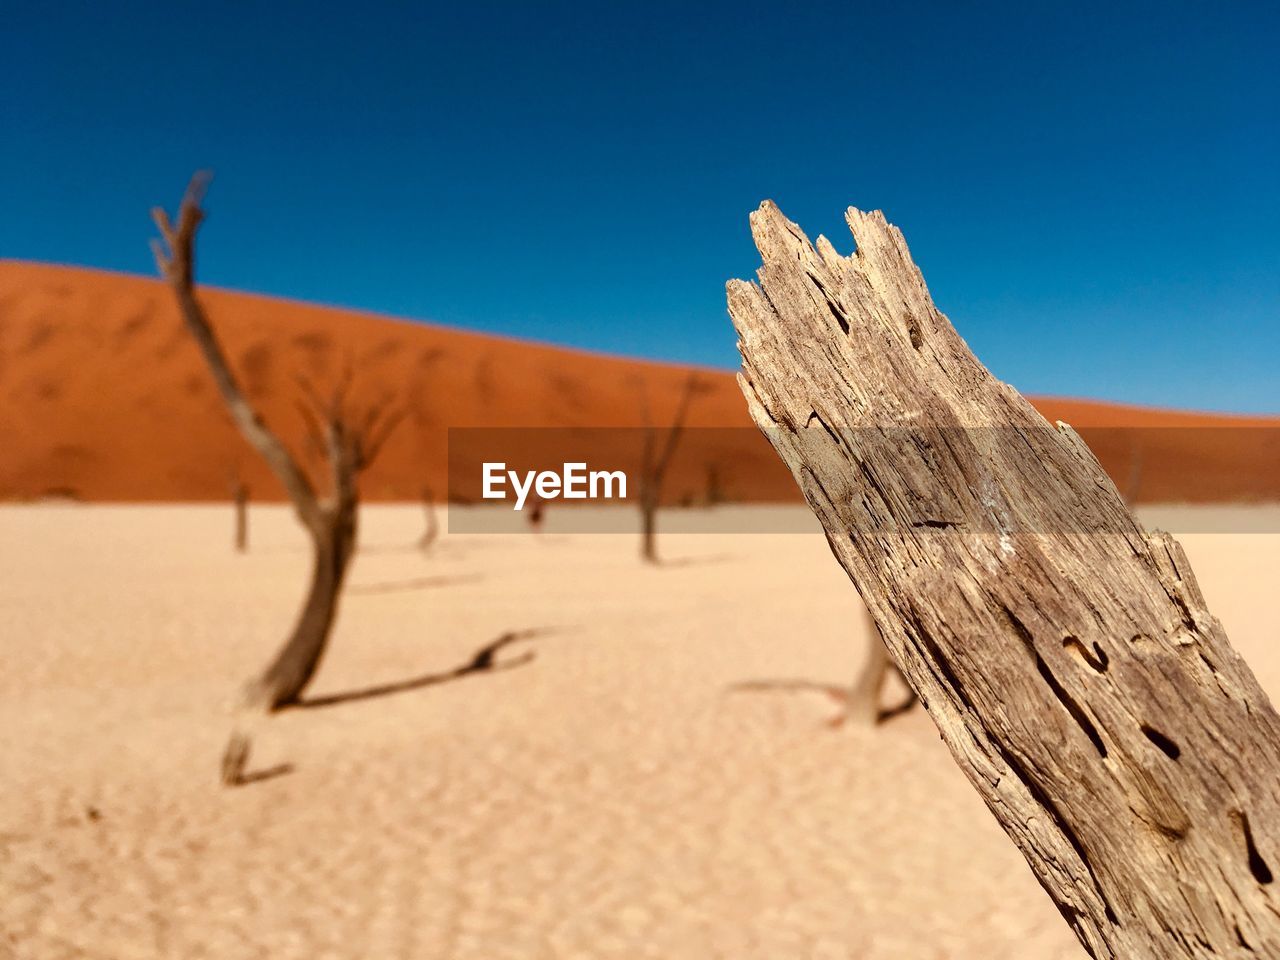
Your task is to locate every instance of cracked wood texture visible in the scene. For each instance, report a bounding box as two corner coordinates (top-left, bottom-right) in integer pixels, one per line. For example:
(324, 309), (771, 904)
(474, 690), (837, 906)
(726, 201), (1280, 959)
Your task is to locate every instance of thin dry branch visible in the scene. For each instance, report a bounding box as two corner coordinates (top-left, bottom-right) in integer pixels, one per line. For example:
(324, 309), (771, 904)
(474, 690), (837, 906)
(638, 372), (704, 495)
(652, 372), (702, 480)
(152, 173), (322, 532)
(635, 372), (705, 562)
(293, 375), (403, 481)
(354, 396), (404, 470)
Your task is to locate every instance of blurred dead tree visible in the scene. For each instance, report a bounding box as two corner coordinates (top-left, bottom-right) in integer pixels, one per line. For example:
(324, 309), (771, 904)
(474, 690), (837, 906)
(152, 173), (403, 785)
(636, 372), (705, 563)
(844, 608), (917, 725)
(229, 467), (249, 552)
(419, 484), (439, 551)
(1123, 433), (1145, 506)
(704, 461), (726, 506)
(408, 348), (443, 552)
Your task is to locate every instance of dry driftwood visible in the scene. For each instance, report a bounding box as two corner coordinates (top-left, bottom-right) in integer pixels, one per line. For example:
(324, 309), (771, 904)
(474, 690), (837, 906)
(726, 201), (1280, 958)
(153, 173), (402, 785)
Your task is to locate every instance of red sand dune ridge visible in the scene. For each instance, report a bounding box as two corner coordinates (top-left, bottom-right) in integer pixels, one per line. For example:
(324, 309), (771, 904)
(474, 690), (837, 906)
(1, 261), (1276, 505)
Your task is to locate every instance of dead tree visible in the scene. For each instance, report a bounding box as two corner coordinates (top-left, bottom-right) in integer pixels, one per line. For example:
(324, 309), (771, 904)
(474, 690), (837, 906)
(409, 348), (445, 553)
(727, 201), (1280, 958)
(637, 372), (702, 563)
(419, 485), (439, 552)
(704, 461), (727, 506)
(845, 606), (917, 725)
(229, 469), (249, 552)
(1124, 434), (1145, 506)
(152, 174), (402, 784)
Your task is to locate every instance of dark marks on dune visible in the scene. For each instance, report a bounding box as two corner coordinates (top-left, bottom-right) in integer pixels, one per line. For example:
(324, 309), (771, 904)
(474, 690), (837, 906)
(407, 348), (447, 425)
(292, 331), (334, 372)
(154, 322), (190, 361)
(114, 307), (154, 350)
(550, 372), (586, 411)
(182, 372), (207, 397)
(367, 338), (402, 362)
(239, 342), (274, 398)
(49, 444), (95, 463)
(473, 355), (496, 402)
(293, 331), (332, 352)
(21, 320), (57, 355)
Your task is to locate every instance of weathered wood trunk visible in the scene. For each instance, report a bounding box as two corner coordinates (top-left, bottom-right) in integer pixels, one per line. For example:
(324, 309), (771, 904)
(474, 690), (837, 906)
(247, 504), (356, 710)
(220, 494), (356, 785)
(726, 201), (1280, 958)
(220, 437), (363, 783)
(154, 175), (401, 786)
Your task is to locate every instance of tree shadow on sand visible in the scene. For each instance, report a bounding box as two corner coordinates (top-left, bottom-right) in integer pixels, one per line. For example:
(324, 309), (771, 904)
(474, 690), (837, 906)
(346, 573), (482, 596)
(225, 630), (555, 787)
(727, 678), (917, 726)
(234, 763), (295, 785)
(293, 628), (553, 711)
(650, 552), (734, 569)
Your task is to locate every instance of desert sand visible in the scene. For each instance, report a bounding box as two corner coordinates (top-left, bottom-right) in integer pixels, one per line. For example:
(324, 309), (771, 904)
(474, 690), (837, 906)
(3, 503), (1277, 959)
(3, 261), (1277, 506)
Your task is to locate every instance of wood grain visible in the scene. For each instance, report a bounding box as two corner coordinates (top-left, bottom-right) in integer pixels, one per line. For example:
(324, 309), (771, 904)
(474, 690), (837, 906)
(726, 201), (1280, 958)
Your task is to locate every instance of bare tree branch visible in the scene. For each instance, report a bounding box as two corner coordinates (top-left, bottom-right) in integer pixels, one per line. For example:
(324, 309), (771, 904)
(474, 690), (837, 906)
(152, 173), (322, 532)
(293, 397), (326, 461)
(635, 372), (705, 563)
(357, 403), (404, 470)
(651, 372), (703, 481)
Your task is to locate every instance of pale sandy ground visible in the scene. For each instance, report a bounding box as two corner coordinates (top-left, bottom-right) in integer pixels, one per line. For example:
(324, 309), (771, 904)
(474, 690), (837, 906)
(2, 504), (1278, 960)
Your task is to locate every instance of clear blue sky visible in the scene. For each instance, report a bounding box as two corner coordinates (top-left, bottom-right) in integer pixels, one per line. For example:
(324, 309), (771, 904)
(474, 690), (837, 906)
(5, 1), (1277, 412)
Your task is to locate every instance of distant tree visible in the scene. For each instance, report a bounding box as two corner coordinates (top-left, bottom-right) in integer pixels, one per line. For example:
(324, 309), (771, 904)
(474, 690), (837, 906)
(418, 484), (439, 552)
(1123, 432), (1145, 507)
(407, 350), (444, 552)
(229, 467), (249, 553)
(844, 608), (917, 725)
(152, 174), (402, 785)
(636, 372), (703, 563)
(704, 461), (726, 506)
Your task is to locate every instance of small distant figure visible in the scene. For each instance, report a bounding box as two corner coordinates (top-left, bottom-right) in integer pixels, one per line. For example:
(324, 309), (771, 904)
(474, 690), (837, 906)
(527, 495), (546, 534)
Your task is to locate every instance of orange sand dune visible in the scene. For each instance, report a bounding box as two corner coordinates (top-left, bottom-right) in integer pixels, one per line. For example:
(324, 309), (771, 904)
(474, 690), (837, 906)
(1, 260), (1276, 504)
